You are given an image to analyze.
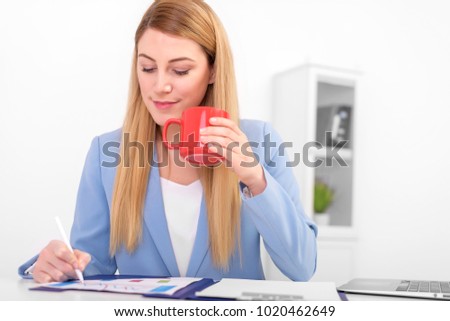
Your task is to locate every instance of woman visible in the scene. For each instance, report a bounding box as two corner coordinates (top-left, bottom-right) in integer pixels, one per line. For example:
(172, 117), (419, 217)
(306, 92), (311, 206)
(19, 0), (317, 283)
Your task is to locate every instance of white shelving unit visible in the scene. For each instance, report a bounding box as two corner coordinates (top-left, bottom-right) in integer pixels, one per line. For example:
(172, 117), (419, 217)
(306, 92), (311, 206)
(263, 64), (360, 283)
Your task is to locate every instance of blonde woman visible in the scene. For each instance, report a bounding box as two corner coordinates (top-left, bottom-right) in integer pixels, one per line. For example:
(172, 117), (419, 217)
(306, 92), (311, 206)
(19, 0), (317, 283)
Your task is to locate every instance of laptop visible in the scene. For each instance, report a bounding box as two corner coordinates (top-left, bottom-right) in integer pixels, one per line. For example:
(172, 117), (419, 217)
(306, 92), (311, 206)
(337, 278), (450, 300)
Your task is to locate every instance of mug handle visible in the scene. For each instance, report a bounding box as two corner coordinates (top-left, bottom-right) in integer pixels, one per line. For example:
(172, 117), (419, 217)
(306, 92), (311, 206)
(162, 118), (182, 150)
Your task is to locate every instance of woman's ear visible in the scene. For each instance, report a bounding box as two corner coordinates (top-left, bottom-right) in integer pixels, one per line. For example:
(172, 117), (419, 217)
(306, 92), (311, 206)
(208, 65), (216, 84)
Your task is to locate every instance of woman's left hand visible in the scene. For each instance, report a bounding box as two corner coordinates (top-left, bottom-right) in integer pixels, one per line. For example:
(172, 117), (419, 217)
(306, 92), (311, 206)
(200, 117), (267, 196)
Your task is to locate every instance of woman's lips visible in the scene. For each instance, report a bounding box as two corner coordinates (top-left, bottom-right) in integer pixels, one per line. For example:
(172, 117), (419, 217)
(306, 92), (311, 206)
(153, 101), (177, 110)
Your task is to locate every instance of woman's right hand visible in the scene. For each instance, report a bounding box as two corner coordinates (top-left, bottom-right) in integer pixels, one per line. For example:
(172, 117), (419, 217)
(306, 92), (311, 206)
(33, 240), (91, 283)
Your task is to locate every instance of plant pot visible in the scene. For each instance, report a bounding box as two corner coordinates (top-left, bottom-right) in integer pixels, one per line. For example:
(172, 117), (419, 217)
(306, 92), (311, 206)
(314, 213), (330, 226)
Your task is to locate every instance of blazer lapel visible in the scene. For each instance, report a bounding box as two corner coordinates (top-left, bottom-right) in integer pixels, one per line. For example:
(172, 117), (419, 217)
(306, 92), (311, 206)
(143, 151), (180, 277)
(186, 193), (210, 276)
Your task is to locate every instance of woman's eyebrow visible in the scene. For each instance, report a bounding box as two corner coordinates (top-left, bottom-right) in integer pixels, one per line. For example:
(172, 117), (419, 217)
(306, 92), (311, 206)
(137, 53), (195, 63)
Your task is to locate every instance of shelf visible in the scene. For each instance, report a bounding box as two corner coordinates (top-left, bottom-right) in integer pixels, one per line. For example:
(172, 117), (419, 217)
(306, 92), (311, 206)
(272, 63), (360, 283)
(315, 225), (357, 241)
(312, 148), (352, 161)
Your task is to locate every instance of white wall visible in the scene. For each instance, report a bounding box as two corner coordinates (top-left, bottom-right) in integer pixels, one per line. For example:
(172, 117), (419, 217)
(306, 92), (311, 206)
(1, 0), (450, 281)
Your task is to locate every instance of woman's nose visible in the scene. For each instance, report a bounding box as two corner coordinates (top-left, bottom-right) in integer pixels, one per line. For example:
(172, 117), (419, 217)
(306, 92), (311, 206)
(155, 75), (173, 94)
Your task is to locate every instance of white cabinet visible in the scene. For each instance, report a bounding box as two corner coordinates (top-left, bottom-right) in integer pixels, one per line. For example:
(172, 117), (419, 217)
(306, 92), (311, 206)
(264, 64), (360, 283)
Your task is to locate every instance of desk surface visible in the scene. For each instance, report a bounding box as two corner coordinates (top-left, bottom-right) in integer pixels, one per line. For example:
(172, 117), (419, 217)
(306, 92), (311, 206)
(0, 277), (423, 301)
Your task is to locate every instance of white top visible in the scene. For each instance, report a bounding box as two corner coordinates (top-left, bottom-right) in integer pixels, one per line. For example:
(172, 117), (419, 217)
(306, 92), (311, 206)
(160, 177), (202, 277)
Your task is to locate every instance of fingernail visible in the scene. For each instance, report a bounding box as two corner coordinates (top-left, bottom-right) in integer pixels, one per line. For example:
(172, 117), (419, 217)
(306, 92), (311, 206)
(200, 127), (206, 133)
(210, 117), (217, 123)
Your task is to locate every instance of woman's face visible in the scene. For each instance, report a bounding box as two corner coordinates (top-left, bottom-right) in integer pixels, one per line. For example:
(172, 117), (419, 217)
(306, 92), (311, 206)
(136, 28), (214, 127)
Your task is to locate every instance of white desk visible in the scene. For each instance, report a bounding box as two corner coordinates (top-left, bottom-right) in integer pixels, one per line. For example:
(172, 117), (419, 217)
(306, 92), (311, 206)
(0, 277), (424, 301)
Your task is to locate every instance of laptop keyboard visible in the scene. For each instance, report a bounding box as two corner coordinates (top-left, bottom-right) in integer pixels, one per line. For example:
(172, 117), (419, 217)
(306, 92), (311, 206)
(396, 280), (450, 293)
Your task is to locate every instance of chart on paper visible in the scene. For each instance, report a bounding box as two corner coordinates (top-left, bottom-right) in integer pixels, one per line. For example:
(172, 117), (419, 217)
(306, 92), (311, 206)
(36, 277), (201, 295)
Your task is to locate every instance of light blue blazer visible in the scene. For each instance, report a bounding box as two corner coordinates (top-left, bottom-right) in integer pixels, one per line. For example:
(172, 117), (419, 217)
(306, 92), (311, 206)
(19, 120), (317, 281)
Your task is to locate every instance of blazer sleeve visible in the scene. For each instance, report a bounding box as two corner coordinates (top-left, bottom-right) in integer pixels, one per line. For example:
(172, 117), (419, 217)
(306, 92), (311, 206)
(241, 121), (318, 281)
(70, 136), (117, 276)
(17, 255), (38, 279)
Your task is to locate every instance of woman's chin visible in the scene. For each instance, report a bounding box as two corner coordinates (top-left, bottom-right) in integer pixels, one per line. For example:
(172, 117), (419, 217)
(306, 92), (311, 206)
(153, 116), (172, 128)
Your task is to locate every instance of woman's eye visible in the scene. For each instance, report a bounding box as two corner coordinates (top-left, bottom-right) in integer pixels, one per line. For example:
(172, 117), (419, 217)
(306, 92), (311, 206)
(174, 69), (189, 76)
(142, 67), (156, 73)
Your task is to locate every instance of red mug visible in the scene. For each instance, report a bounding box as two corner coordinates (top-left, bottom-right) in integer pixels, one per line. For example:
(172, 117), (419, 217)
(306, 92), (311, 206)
(162, 106), (230, 166)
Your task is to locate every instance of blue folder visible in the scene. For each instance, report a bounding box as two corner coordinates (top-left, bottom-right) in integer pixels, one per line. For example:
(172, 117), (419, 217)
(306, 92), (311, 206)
(30, 274), (222, 300)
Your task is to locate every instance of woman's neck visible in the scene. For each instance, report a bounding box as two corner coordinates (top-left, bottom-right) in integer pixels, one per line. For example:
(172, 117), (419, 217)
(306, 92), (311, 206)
(155, 129), (200, 186)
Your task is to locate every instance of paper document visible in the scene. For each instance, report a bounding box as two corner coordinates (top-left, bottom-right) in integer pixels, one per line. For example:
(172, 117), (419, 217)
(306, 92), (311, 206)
(33, 277), (201, 295)
(196, 278), (341, 301)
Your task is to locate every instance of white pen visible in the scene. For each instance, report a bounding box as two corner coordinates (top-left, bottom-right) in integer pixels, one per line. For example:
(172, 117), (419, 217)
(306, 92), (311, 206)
(55, 216), (85, 283)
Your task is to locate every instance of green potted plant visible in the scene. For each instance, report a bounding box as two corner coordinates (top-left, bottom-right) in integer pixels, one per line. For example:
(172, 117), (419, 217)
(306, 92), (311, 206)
(314, 180), (334, 225)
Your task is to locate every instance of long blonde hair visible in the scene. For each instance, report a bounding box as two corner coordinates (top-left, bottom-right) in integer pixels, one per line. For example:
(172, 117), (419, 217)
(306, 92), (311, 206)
(110, 0), (241, 269)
